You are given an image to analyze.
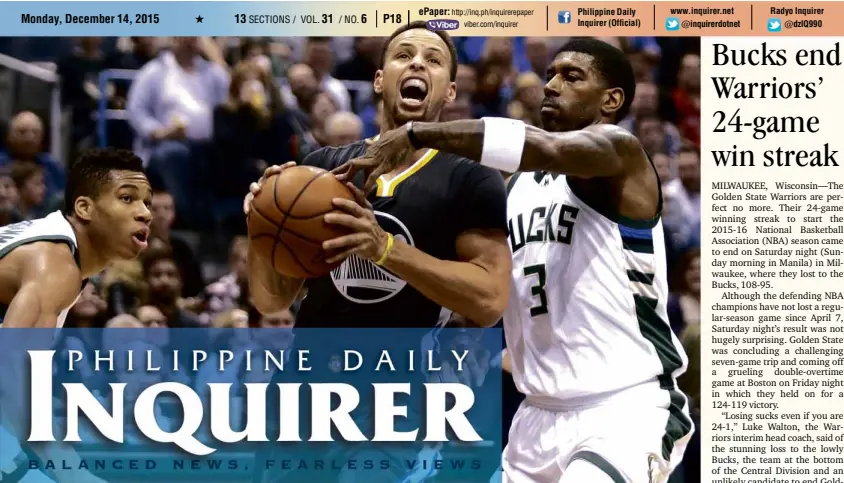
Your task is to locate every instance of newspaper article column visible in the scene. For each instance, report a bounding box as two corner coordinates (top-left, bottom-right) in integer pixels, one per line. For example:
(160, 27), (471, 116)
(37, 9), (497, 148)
(703, 37), (844, 480)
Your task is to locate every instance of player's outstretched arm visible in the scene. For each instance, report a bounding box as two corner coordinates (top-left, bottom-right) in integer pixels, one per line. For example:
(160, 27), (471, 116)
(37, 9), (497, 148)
(410, 119), (639, 179)
(342, 120), (642, 192)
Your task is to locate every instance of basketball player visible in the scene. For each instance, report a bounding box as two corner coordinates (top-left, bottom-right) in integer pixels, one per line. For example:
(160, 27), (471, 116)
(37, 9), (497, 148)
(341, 38), (694, 483)
(245, 22), (510, 483)
(0, 148), (152, 483)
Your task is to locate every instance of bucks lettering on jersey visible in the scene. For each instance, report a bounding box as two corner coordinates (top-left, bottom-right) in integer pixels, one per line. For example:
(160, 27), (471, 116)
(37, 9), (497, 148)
(0, 211), (81, 328)
(503, 172), (689, 404)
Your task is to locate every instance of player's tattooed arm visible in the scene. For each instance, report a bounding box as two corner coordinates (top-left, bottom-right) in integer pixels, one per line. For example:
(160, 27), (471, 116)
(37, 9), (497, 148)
(247, 244), (305, 314)
(2, 243), (82, 328)
(411, 120), (641, 179)
(244, 161), (306, 314)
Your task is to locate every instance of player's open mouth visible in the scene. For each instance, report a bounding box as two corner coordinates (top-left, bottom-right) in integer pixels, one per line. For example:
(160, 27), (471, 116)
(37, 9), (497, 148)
(399, 77), (428, 107)
(132, 229), (149, 249)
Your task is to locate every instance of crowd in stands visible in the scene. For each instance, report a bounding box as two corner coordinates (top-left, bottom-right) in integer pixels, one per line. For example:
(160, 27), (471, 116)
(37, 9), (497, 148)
(0, 36), (701, 483)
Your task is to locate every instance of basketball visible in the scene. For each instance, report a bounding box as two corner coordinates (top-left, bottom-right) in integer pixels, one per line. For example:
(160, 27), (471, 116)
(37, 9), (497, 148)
(247, 166), (356, 278)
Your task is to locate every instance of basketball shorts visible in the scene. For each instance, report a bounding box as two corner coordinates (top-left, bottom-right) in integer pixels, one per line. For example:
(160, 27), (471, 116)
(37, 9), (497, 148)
(498, 382), (694, 483)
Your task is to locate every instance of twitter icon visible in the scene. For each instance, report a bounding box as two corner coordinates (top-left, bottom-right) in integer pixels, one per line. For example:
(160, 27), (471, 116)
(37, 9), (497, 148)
(768, 18), (782, 32)
(665, 17), (680, 30)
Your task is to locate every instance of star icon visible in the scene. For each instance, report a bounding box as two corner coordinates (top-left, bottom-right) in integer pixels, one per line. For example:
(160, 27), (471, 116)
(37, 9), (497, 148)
(195, 15), (203, 23)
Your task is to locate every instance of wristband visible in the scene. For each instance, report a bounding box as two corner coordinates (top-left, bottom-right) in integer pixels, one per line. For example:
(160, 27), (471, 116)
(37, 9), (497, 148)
(375, 233), (394, 266)
(480, 118), (525, 173)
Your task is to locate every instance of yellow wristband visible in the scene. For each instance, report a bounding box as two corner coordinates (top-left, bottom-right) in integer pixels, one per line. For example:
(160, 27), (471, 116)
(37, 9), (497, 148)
(375, 233), (394, 266)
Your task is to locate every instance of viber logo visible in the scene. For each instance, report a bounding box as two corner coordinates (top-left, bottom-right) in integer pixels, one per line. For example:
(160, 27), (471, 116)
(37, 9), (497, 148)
(427, 19), (459, 31)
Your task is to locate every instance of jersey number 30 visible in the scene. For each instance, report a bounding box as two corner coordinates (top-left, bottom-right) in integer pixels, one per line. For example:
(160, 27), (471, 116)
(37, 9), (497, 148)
(524, 264), (548, 317)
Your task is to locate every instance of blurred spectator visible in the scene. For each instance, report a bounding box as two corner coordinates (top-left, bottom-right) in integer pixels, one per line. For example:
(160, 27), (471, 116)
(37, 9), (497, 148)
(620, 82), (682, 156)
(64, 282), (108, 329)
(667, 249), (701, 335)
(301, 37), (351, 111)
(141, 246), (204, 328)
(105, 37), (159, 109)
(651, 152), (672, 183)
(149, 190), (204, 297)
(126, 37), (229, 225)
(10, 162), (46, 221)
(481, 38), (517, 84)
(455, 64), (478, 100)
(0, 111), (66, 204)
(441, 95), (473, 122)
(306, 91), (339, 147)
(100, 260), (146, 320)
(0, 167), (18, 226)
(212, 60), (295, 205)
(677, 144), (701, 218)
(281, 63), (323, 159)
(58, 37), (109, 153)
(626, 38), (662, 83)
(508, 72), (543, 127)
(473, 60), (510, 118)
(653, 153), (695, 255)
(335, 37), (384, 82)
(213, 308), (250, 329)
(104, 313), (145, 329)
(523, 38), (550, 78)
(258, 309), (294, 329)
(137, 305), (167, 328)
(202, 236), (250, 325)
(359, 98), (383, 138)
(238, 37), (267, 61)
(107, 37), (157, 70)
(635, 115), (672, 157)
(325, 112), (363, 147)
(282, 63), (319, 115)
(672, 53), (701, 146)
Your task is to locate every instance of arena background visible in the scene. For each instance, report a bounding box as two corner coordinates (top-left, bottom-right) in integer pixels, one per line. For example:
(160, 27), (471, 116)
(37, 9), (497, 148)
(0, 36), (701, 483)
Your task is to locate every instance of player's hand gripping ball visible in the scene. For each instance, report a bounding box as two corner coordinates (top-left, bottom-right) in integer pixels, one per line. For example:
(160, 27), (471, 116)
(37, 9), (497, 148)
(245, 163), (357, 278)
(321, 183), (391, 264)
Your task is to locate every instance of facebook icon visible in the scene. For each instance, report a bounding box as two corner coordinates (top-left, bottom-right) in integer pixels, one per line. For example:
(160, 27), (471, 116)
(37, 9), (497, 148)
(558, 11), (571, 24)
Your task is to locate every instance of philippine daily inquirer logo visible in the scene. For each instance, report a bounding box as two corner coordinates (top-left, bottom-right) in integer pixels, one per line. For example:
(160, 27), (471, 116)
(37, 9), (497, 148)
(330, 211), (413, 304)
(25, 347), (481, 456)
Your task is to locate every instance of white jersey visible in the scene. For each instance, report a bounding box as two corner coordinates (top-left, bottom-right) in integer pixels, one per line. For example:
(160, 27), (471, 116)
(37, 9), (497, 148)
(503, 171), (688, 403)
(0, 211), (81, 328)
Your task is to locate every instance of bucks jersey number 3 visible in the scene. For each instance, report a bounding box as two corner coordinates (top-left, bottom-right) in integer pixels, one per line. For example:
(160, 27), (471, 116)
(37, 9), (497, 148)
(523, 264), (548, 317)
